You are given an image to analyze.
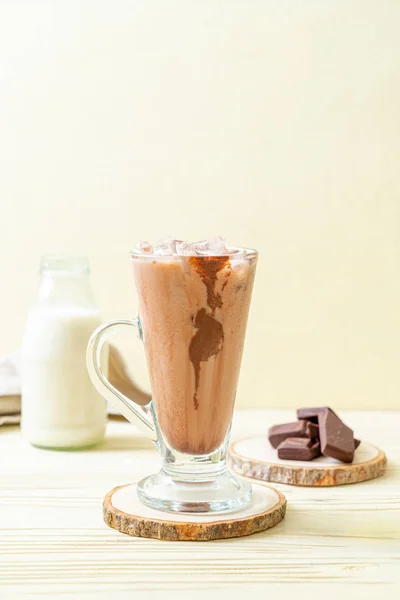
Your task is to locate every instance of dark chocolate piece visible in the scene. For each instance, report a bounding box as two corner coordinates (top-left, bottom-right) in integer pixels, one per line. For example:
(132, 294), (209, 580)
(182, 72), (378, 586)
(319, 409), (354, 463)
(354, 438), (361, 450)
(297, 406), (337, 423)
(268, 420), (319, 449)
(308, 422), (319, 439)
(277, 437), (321, 461)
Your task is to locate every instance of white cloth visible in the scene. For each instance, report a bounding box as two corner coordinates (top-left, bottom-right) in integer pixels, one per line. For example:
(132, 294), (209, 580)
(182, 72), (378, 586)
(0, 353), (21, 424)
(0, 353), (20, 397)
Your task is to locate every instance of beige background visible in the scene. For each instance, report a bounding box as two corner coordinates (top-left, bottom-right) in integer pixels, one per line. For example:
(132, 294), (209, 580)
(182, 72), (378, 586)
(0, 1), (399, 409)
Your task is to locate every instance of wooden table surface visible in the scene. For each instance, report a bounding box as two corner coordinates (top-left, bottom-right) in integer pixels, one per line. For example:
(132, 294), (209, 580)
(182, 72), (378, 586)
(1, 409), (399, 599)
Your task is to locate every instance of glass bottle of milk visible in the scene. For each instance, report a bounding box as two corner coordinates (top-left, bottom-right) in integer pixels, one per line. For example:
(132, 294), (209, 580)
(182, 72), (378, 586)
(21, 257), (107, 449)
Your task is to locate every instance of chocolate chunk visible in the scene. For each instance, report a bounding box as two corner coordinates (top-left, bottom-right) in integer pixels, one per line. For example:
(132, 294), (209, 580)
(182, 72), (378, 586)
(318, 409), (354, 463)
(307, 422), (319, 439)
(268, 420), (319, 449)
(297, 406), (337, 423)
(354, 438), (361, 450)
(277, 437), (321, 461)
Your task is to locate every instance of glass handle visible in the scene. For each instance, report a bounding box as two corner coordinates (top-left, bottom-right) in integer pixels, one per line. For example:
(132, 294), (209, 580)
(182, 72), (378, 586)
(86, 319), (158, 443)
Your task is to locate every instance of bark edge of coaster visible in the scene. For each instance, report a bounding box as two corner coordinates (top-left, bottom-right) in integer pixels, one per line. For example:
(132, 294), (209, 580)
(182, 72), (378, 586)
(229, 436), (387, 487)
(103, 482), (286, 541)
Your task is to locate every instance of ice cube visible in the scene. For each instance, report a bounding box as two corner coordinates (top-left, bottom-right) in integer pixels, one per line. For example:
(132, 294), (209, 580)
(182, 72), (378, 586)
(134, 241), (153, 253)
(225, 245), (243, 255)
(205, 236), (228, 255)
(175, 241), (192, 255)
(138, 237), (240, 257)
(154, 245), (172, 256)
(193, 240), (210, 255)
(154, 238), (174, 255)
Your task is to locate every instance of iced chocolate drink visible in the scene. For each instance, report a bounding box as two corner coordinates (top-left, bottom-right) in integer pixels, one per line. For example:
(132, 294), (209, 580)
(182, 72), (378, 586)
(132, 238), (257, 455)
(87, 236), (258, 513)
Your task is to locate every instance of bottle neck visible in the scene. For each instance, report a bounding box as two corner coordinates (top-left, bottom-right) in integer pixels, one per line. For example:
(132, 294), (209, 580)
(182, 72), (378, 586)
(34, 256), (98, 310)
(37, 272), (98, 310)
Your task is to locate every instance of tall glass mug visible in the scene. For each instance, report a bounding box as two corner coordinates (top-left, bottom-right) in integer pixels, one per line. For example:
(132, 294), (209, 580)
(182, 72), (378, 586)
(87, 242), (258, 513)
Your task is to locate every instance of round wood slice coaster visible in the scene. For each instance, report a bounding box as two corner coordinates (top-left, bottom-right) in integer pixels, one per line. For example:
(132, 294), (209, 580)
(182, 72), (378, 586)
(103, 482), (286, 541)
(229, 436), (387, 487)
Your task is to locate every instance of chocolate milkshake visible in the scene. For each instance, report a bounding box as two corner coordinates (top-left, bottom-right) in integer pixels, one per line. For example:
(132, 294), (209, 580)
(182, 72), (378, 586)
(132, 239), (257, 455)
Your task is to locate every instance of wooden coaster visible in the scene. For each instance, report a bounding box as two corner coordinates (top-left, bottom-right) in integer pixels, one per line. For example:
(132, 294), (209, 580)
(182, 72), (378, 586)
(103, 482), (286, 541)
(229, 436), (387, 487)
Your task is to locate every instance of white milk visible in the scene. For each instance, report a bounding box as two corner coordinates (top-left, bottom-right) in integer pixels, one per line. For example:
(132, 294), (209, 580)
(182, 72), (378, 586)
(21, 258), (107, 449)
